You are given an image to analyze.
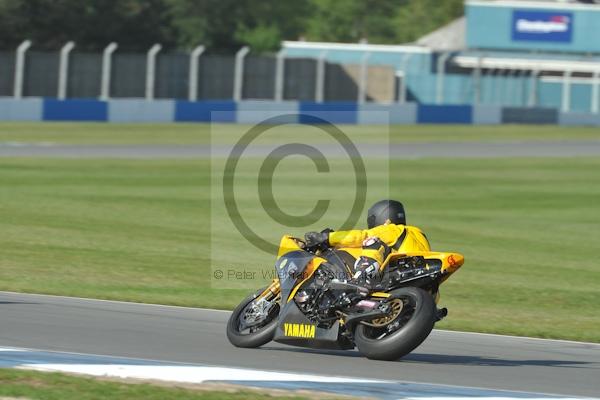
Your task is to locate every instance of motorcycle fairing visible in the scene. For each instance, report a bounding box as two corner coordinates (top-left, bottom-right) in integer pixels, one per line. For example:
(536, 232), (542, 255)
(274, 300), (348, 349)
(276, 250), (318, 302)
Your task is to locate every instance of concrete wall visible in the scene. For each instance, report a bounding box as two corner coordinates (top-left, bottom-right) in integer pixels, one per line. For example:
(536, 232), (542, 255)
(1, 98), (599, 126)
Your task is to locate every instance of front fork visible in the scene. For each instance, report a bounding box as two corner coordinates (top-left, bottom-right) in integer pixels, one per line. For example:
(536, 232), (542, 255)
(256, 279), (281, 303)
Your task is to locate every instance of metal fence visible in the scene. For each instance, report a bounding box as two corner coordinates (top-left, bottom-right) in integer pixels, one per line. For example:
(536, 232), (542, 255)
(0, 41), (397, 103)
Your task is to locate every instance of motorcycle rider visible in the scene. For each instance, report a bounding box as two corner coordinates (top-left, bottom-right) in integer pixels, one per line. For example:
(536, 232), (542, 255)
(304, 199), (430, 286)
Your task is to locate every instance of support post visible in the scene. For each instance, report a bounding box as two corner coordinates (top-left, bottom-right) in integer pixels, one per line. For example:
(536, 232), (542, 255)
(504, 69), (516, 106)
(315, 51), (328, 103)
(398, 53), (413, 104)
(396, 71), (405, 103)
(561, 70), (572, 112)
(591, 70), (600, 114)
(274, 48), (286, 101)
(513, 69), (525, 106)
(13, 40), (32, 99)
(436, 52), (451, 104)
(100, 42), (118, 101)
(145, 44), (162, 100)
(500, 69), (509, 106)
(188, 45), (205, 101)
(528, 69), (539, 107)
(358, 52), (371, 104)
(493, 69), (505, 105)
(233, 46), (250, 102)
(472, 57), (482, 105)
(481, 68), (494, 104)
(58, 41), (75, 100)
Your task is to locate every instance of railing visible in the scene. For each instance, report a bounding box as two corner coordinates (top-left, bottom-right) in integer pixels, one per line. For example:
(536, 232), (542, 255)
(1, 41), (396, 104)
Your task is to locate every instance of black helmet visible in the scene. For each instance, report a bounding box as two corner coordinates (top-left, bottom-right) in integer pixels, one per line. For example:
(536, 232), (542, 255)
(367, 200), (406, 228)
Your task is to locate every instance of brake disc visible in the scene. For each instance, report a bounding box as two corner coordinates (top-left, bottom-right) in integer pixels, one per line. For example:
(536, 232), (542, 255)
(369, 298), (403, 327)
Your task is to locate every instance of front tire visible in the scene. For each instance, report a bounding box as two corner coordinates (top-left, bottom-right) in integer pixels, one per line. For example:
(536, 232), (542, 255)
(226, 288), (279, 348)
(354, 287), (436, 360)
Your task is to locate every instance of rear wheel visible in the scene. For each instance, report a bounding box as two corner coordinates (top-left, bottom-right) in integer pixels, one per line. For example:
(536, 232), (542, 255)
(354, 287), (436, 360)
(226, 288), (280, 348)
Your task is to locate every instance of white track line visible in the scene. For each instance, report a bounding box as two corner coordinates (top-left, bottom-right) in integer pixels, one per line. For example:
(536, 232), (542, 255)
(2, 346), (591, 399)
(1, 290), (599, 346)
(0, 290), (230, 312)
(0, 345), (387, 383)
(433, 329), (600, 347)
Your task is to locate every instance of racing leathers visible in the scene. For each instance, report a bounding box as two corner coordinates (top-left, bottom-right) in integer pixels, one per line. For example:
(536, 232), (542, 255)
(328, 223), (430, 286)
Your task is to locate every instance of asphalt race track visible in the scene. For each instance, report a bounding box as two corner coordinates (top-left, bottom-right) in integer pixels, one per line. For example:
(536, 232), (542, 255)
(2, 141), (600, 158)
(1, 292), (598, 397)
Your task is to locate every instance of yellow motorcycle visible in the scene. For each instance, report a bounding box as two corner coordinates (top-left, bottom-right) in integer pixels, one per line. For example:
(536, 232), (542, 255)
(227, 235), (464, 360)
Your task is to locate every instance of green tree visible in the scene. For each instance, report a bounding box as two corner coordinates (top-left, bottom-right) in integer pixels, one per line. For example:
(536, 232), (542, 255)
(305, 0), (463, 45)
(306, 0), (400, 44)
(170, 0), (310, 53)
(0, 0), (464, 52)
(394, 0), (463, 43)
(0, 0), (178, 51)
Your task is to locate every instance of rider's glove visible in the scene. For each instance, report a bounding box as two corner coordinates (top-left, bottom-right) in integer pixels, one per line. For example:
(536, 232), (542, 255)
(304, 231), (330, 248)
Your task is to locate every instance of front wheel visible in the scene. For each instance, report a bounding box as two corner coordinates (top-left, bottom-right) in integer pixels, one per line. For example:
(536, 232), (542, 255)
(226, 288), (279, 348)
(354, 287), (436, 360)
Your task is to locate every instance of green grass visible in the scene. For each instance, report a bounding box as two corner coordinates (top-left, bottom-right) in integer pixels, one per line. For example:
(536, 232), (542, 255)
(0, 155), (599, 342)
(0, 369), (309, 400)
(0, 122), (599, 144)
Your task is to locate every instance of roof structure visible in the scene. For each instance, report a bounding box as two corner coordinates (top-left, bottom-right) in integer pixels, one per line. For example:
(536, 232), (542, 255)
(414, 17), (466, 51)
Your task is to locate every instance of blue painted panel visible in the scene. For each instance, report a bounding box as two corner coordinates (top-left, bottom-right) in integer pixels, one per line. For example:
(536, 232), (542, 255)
(43, 99), (107, 121)
(467, 3), (600, 53)
(298, 102), (357, 124)
(175, 101), (236, 122)
(417, 104), (473, 124)
(512, 11), (573, 43)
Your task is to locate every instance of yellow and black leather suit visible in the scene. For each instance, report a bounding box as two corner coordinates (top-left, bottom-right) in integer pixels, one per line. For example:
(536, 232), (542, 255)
(329, 223), (431, 267)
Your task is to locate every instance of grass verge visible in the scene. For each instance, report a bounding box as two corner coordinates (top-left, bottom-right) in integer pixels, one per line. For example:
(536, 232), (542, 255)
(0, 122), (599, 144)
(0, 368), (310, 400)
(0, 156), (598, 342)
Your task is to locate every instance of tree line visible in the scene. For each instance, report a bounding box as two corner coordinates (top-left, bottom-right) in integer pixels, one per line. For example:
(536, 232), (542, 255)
(0, 0), (463, 53)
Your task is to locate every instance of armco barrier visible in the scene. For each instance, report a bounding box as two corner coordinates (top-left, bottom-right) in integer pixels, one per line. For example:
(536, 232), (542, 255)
(417, 104), (473, 124)
(108, 99), (174, 123)
(558, 112), (600, 126)
(502, 107), (558, 125)
(0, 98), (43, 121)
(357, 103), (417, 124)
(472, 105), (502, 125)
(237, 101), (299, 124)
(1, 98), (599, 126)
(44, 99), (107, 121)
(299, 102), (358, 124)
(175, 100), (236, 122)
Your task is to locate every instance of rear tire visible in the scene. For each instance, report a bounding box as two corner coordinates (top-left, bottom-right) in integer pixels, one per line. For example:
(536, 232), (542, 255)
(226, 288), (279, 348)
(354, 287), (436, 360)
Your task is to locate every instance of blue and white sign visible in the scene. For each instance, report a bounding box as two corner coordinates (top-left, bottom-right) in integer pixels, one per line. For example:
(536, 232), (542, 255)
(512, 10), (573, 42)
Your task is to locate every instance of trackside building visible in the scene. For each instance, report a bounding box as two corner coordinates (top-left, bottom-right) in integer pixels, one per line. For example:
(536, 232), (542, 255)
(1, 0), (600, 125)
